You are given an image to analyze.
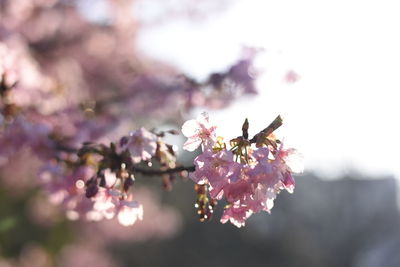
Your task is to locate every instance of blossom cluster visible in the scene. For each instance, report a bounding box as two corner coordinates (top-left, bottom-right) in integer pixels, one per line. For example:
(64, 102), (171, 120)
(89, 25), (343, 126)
(182, 112), (303, 227)
(38, 127), (178, 226)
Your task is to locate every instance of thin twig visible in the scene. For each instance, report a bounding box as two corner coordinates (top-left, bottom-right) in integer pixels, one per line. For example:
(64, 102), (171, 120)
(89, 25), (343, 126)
(133, 165), (195, 176)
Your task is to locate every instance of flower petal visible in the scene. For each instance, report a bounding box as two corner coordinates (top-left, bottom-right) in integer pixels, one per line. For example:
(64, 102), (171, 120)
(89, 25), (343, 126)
(181, 119), (199, 137)
(183, 137), (202, 152)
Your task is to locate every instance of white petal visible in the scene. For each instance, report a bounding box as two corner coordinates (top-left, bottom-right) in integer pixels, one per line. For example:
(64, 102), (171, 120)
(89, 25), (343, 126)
(139, 127), (157, 140)
(181, 119), (199, 137)
(183, 138), (202, 152)
(104, 169), (117, 187)
(117, 204), (143, 226)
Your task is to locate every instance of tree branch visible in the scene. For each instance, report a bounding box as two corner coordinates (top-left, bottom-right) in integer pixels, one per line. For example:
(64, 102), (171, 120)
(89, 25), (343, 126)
(133, 165), (195, 176)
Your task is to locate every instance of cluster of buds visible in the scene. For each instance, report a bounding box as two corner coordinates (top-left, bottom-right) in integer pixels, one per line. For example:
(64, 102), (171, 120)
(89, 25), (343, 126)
(182, 112), (303, 227)
(194, 184), (218, 222)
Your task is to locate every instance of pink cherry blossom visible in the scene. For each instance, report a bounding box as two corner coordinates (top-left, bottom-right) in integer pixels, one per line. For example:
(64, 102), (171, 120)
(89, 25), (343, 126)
(39, 163), (97, 220)
(117, 200), (143, 226)
(282, 171), (295, 194)
(181, 112), (217, 151)
(187, 114), (304, 227)
(190, 149), (241, 199)
(246, 183), (278, 213)
(248, 147), (276, 184)
(276, 145), (304, 174)
(89, 169), (121, 221)
(220, 205), (253, 228)
(223, 176), (253, 203)
(122, 127), (157, 163)
(90, 188), (120, 221)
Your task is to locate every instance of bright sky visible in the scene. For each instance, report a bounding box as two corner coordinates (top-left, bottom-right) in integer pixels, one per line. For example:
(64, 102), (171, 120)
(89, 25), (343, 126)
(136, 0), (400, 179)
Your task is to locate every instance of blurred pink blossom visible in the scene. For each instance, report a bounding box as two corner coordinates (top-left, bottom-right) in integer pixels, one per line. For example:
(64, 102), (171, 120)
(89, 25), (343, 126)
(58, 244), (120, 267)
(79, 188), (182, 243)
(285, 70), (300, 84)
(117, 199), (143, 226)
(39, 163), (97, 220)
(122, 127), (157, 163)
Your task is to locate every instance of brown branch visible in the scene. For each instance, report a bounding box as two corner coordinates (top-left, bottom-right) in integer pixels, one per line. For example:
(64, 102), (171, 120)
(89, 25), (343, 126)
(53, 141), (196, 175)
(54, 143), (79, 153)
(133, 165), (195, 176)
(249, 115), (283, 143)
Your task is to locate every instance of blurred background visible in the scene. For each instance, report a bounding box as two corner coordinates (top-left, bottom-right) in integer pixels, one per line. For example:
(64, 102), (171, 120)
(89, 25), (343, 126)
(1, 0), (400, 266)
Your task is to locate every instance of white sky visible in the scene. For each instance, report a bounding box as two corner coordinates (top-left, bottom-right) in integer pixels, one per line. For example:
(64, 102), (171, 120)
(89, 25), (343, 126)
(136, 0), (400, 179)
